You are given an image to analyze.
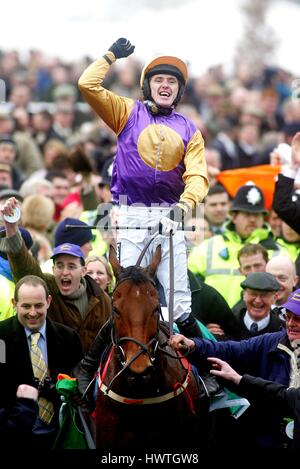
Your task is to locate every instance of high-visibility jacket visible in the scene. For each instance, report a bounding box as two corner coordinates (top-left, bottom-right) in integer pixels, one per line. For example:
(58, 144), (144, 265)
(80, 210), (108, 256)
(188, 222), (286, 307)
(0, 275), (15, 321)
(276, 237), (300, 262)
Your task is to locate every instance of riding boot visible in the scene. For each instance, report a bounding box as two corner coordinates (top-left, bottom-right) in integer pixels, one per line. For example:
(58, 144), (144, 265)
(176, 314), (203, 338)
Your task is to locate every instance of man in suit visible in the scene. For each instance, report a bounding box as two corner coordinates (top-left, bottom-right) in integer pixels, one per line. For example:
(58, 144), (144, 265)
(0, 274), (83, 448)
(0, 197), (111, 353)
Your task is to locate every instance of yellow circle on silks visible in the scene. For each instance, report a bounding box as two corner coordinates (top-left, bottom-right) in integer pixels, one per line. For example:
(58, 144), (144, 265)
(137, 124), (184, 171)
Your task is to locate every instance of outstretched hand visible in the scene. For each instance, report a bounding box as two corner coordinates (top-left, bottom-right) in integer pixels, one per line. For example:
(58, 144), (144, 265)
(109, 38), (135, 59)
(207, 357), (242, 385)
(206, 323), (225, 336)
(168, 334), (195, 352)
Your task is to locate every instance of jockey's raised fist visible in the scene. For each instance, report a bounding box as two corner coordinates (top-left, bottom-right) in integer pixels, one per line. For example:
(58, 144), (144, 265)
(108, 38), (135, 59)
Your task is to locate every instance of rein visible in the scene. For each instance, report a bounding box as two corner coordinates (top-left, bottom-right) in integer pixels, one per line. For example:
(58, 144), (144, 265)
(98, 346), (193, 407)
(99, 320), (194, 410)
(105, 328), (159, 393)
(98, 232), (192, 408)
(135, 230), (175, 336)
(105, 272), (161, 392)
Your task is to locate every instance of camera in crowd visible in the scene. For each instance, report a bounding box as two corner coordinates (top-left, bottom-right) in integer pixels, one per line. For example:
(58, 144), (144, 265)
(32, 376), (56, 400)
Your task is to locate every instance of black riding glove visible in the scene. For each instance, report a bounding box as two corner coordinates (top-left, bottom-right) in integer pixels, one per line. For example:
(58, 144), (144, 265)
(108, 38), (135, 59)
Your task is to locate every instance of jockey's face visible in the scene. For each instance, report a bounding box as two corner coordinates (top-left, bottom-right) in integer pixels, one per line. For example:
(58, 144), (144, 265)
(149, 74), (179, 108)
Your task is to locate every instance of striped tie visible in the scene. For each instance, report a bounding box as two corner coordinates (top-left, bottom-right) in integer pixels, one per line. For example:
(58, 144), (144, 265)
(30, 332), (54, 424)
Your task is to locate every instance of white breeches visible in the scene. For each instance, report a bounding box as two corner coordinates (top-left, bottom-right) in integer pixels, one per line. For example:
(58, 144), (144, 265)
(116, 205), (191, 321)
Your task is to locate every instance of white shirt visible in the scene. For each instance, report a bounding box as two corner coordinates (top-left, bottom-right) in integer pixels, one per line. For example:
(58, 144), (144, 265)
(244, 311), (270, 332)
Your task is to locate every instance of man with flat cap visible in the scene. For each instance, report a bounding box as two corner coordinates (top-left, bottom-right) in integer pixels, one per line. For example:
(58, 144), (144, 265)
(168, 287), (300, 448)
(235, 271), (284, 339)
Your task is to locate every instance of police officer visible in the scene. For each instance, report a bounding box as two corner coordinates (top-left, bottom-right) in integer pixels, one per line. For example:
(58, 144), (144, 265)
(189, 183), (283, 307)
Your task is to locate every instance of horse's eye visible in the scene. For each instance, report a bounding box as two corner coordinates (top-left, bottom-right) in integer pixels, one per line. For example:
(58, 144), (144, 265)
(114, 290), (122, 299)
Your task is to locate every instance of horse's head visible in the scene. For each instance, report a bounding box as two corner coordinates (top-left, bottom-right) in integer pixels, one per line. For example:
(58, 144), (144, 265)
(109, 244), (161, 375)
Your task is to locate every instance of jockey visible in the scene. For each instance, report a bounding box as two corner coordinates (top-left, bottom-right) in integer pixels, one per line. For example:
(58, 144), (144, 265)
(78, 38), (208, 338)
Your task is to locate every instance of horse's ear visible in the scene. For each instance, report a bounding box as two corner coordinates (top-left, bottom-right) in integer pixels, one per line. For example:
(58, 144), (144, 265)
(145, 245), (161, 278)
(109, 244), (122, 278)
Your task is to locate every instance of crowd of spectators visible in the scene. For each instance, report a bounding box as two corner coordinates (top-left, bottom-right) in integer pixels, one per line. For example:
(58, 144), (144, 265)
(1, 46), (300, 449)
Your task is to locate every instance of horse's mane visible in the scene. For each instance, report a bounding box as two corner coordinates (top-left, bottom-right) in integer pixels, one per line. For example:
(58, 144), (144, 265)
(117, 265), (154, 286)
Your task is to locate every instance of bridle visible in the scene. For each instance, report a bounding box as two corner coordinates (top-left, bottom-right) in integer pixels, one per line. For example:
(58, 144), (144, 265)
(98, 319), (193, 408)
(97, 245), (194, 409)
(104, 274), (161, 392)
(111, 322), (160, 369)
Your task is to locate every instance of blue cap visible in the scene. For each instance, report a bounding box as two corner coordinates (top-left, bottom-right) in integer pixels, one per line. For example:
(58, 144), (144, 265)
(282, 289), (300, 317)
(51, 243), (84, 261)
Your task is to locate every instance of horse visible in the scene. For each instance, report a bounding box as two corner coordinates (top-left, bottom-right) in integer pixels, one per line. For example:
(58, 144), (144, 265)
(94, 245), (210, 451)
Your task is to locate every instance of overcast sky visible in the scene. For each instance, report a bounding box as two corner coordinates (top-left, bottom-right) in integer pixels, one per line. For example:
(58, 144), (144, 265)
(2, 0), (300, 76)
